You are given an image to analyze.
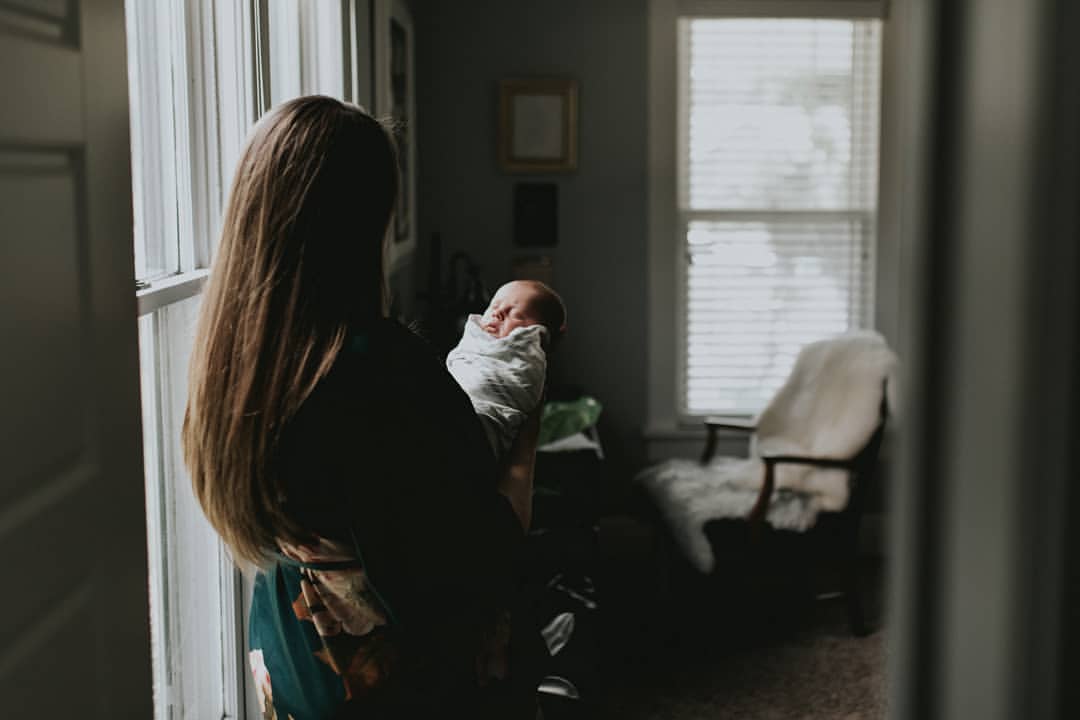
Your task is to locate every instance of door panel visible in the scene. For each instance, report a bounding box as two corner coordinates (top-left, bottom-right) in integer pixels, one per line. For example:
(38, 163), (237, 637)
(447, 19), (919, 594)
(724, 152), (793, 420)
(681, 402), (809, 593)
(4, 594), (99, 714)
(0, 30), (81, 142)
(0, 150), (87, 489)
(0, 487), (96, 645)
(0, 0), (152, 715)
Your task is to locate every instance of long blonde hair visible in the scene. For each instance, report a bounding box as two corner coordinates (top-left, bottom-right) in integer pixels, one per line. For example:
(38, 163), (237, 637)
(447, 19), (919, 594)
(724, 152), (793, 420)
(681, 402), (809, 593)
(183, 96), (398, 566)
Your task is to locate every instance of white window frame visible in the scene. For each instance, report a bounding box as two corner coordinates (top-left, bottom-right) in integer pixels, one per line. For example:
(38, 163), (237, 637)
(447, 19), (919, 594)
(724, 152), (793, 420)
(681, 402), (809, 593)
(131, 1), (258, 717)
(646, 0), (889, 439)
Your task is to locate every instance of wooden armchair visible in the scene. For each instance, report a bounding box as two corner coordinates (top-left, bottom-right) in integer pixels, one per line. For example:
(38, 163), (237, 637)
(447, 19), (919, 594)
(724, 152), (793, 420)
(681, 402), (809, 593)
(700, 386), (889, 636)
(637, 332), (896, 641)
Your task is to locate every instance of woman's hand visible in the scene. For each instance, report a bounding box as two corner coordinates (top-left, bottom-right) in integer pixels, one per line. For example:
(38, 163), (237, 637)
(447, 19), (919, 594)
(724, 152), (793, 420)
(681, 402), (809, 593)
(498, 396), (543, 533)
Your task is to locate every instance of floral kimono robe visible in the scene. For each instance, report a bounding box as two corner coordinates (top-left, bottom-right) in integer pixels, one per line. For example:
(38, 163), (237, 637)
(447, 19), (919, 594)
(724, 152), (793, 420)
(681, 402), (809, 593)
(248, 538), (399, 718)
(246, 320), (533, 719)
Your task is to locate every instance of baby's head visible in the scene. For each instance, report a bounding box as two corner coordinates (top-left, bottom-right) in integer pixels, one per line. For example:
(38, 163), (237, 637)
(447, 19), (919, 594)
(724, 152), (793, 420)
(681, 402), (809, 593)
(479, 280), (566, 346)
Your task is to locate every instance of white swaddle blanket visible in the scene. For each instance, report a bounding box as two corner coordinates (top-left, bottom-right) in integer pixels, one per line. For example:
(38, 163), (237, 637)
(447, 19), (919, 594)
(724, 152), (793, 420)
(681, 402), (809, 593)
(446, 314), (548, 457)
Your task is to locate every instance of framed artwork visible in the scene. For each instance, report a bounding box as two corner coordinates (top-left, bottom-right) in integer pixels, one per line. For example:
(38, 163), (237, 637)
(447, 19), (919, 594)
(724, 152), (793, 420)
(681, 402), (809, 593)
(389, 18), (409, 243)
(514, 182), (558, 247)
(498, 78), (578, 173)
(374, 0), (416, 268)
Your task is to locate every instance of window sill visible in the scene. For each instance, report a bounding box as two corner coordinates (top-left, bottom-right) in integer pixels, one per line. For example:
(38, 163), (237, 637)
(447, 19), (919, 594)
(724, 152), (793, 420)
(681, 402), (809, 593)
(136, 268), (210, 316)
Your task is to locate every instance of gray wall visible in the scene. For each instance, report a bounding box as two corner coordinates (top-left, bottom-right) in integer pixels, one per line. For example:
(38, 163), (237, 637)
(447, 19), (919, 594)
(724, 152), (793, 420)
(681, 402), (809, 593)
(413, 0), (650, 476)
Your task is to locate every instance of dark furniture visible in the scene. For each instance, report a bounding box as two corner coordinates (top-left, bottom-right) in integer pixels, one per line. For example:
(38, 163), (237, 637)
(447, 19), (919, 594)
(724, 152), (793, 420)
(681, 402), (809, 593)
(699, 385), (890, 637)
(529, 428), (606, 718)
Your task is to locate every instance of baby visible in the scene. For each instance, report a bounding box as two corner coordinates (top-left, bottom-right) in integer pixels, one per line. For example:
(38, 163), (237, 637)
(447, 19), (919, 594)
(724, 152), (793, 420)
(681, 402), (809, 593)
(446, 280), (567, 459)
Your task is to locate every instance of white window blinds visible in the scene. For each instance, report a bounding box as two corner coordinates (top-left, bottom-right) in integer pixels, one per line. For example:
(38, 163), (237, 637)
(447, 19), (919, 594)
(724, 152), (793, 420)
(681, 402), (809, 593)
(679, 17), (882, 415)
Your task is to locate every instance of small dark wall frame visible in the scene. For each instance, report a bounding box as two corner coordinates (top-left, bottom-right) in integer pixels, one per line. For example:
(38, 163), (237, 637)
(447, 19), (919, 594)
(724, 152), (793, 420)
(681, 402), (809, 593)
(514, 182), (558, 247)
(499, 78), (578, 173)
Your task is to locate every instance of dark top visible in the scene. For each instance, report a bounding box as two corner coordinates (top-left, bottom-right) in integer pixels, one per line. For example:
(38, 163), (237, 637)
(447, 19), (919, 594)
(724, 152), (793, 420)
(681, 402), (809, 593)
(249, 319), (531, 718)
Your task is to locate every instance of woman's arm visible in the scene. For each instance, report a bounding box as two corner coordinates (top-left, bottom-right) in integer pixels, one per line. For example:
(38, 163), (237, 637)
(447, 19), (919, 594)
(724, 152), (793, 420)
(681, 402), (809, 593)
(498, 402), (541, 533)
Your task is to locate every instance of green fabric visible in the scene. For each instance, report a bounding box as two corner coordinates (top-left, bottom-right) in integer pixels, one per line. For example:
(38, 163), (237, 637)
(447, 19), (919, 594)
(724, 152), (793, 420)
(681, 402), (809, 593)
(537, 396), (603, 446)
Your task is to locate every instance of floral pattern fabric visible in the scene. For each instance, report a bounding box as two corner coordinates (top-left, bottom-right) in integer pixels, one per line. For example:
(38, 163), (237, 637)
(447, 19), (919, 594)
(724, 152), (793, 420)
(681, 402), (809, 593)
(248, 537), (398, 719)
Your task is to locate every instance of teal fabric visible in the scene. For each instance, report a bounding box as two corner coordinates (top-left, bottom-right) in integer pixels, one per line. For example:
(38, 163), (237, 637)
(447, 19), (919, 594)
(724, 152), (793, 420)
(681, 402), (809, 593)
(250, 563), (346, 719)
(538, 396), (603, 446)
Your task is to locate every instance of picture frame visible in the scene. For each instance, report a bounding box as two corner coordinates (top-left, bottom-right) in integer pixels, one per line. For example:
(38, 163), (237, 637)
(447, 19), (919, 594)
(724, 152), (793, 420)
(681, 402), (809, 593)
(513, 182), (558, 247)
(498, 78), (578, 173)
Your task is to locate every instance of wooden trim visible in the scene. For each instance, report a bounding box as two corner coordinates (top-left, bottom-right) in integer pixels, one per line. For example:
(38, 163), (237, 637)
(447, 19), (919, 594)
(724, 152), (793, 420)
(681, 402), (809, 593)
(761, 454), (858, 470)
(700, 417), (756, 463)
(676, 0), (888, 19)
(746, 460), (776, 525)
(703, 416), (757, 432)
(647, 0), (681, 432)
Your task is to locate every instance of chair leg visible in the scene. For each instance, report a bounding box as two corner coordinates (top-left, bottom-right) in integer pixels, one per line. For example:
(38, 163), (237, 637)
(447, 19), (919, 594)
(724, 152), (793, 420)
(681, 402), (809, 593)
(845, 573), (871, 637)
(843, 516), (872, 637)
(652, 525), (684, 648)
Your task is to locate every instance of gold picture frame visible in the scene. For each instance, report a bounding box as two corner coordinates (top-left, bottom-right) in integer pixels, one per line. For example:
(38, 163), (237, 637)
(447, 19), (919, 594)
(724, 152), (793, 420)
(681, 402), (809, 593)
(498, 78), (578, 173)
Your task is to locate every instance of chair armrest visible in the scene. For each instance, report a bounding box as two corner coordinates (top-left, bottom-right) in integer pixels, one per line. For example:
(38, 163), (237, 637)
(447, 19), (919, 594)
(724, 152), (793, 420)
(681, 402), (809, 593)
(746, 462), (776, 526)
(760, 454), (857, 471)
(700, 416), (757, 464)
(704, 416), (757, 433)
(746, 455), (857, 525)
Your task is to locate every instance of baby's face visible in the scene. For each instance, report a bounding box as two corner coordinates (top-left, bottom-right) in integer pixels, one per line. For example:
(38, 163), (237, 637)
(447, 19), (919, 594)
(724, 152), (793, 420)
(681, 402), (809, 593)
(479, 282), (543, 338)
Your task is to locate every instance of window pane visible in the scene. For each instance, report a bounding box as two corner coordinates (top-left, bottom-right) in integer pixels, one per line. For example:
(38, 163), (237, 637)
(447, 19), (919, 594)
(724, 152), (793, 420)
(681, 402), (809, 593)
(683, 19), (881, 211)
(128, 0), (259, 717)
(308, 0), (345, 97)
(139, 295), (232, 717)
(125, 0), (181, 281)
(268, 0), (346, 106)
(684, 217), (870, 414)
(680, 17), (882, 415)
(268, 0), (304, 106)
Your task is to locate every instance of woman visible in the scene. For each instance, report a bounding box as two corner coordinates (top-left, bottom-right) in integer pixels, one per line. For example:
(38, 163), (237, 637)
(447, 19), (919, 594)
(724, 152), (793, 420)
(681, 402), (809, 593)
(183, 96), (543, 718)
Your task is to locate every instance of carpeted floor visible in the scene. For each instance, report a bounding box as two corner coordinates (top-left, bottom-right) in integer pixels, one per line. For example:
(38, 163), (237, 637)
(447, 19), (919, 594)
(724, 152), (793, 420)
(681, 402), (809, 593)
(596, 612), (886, 719)
(592, 515), (888, 719)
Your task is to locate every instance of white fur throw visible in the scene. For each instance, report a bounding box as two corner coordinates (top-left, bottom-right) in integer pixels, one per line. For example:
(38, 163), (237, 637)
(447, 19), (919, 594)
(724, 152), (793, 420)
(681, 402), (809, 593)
(637, 331), (898, 573)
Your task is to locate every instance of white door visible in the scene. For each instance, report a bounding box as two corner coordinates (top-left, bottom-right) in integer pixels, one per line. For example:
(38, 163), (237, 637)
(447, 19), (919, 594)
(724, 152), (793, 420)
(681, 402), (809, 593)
(0, 1), (152, 716)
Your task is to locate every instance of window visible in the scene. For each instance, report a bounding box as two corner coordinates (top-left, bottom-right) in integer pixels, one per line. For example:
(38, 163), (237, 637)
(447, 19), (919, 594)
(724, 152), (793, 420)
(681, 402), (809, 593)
(127, 1), (363, 717)
(128, 1), (256, 716)
(649, 1), (884, 424)
(277, 0), (347, 104)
